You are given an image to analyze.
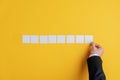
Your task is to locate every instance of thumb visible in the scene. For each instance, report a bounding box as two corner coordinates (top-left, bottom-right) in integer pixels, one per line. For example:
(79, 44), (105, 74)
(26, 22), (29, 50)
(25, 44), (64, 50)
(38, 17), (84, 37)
(91, 42), (96, 49)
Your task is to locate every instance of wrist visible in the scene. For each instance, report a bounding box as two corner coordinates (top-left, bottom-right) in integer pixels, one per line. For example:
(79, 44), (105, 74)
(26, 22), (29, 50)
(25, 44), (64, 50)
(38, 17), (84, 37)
(89, 53), (100, 57)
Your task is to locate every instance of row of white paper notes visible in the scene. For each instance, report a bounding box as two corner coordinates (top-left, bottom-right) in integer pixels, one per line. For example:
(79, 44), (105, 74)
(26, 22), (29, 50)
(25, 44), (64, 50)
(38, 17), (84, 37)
(22, 35), (93, 44)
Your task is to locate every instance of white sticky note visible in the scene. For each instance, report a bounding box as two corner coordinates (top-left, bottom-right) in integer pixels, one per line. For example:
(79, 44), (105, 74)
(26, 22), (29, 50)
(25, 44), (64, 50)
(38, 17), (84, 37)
(48, 35), (56, 43)
(85, 35), (93, 44)
(57, 35), (65, 43)
(40, 36), (48, 44)
(66, 35), (74, 43)
(22, 35), (30, 43)
(76, 35), (84, 44)
(31, 35), (39, 44)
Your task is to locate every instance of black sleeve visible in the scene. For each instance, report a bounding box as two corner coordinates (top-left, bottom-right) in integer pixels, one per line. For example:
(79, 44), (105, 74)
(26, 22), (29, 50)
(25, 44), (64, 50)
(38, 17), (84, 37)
(87, 56), (106, 80)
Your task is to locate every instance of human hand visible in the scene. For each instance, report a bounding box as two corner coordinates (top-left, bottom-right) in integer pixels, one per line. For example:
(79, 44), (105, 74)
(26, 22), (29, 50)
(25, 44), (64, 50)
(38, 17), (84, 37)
(90, 42), (104, 57)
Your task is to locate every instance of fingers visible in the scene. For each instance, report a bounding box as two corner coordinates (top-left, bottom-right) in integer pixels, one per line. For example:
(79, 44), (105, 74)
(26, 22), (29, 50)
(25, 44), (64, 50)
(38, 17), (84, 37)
(95, 43), (102, 49)
(90, 42), (96, 49)
(90, 42), (102, 49)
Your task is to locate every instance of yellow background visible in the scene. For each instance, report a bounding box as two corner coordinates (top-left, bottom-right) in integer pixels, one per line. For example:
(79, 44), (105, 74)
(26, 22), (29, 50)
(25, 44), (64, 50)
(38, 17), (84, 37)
(0, 0), (120, 80)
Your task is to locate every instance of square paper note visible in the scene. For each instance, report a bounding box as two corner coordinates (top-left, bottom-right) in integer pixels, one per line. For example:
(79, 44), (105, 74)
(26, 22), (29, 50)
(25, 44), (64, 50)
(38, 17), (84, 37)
(57, 35), (65, 43)
(66, 35), (74, 43)
(22, 35), (30, 43)
(76, 35), (84, 44)
(85, 35), (93, 44)
(31, 35), (39, 44)
(40, 36), (48, 44)
(48, 35), (56, 43)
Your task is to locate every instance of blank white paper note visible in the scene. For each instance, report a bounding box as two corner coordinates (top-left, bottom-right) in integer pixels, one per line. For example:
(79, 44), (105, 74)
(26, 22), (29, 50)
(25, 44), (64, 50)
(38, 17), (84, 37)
(48, 35), (56, 44)
(31, 35), (39, 44)
(40, 36), (48, 44)
(57, 35), (65, 43)
(66, 35), (74, 43)
(76, 35), (84, 44)
(85, 35), (93, 44)
(22, 35), (30, 43)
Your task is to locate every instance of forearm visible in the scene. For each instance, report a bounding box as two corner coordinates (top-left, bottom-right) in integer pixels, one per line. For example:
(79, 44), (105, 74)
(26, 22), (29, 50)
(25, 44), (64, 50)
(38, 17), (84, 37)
(87, 56), (106, 80)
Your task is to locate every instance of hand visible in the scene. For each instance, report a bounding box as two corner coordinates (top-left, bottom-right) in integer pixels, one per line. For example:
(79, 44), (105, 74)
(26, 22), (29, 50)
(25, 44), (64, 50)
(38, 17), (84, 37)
(90, 42), (104, 56)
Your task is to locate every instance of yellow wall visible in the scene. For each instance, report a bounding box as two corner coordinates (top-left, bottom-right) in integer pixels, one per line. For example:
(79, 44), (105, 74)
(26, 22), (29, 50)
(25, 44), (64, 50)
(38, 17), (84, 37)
(0, 0), (120, 80)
